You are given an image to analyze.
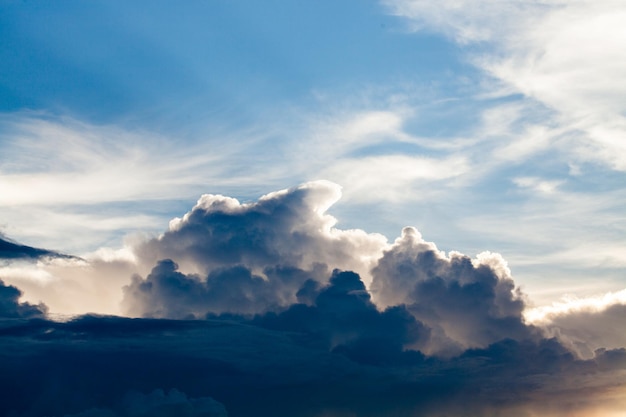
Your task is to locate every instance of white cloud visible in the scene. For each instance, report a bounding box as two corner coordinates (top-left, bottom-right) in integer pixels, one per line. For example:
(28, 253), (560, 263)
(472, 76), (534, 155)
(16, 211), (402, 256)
(0, 115), (231, 206)
(513, 176), (562, 194)
(322, 154), (469, 202)
(526, 288), (626, 322)
(384, 0), (626, 170)
(0, 113), (289, 251)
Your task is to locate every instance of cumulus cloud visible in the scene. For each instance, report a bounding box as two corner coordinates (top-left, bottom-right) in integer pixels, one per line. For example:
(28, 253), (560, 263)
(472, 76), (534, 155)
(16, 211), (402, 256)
(137, 181), (386, 280)
(251, 269), (430, 365)
(124, 181), (388, 316)
(123, 182), (538, 358)
(123, 260), (319, 319)
(371, 227), (535, 355)
(0, 179), (624, 416)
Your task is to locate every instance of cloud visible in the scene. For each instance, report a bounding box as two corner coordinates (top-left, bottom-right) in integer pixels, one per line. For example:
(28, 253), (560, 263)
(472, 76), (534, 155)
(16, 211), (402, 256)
(122, 260), (319, 319)
(321, 155), (469, 203)
(0, 175), (624, 415)
(0, 255), (137, 316)
(384, 0), (626, 171)
(0, 181), (388, 316)
(251, 269), (430, 365)
(0, 235), (74, 261)
(526, 289), (626, 358)
(0, 112), (285, 254)
(0, 312), (624, 417)
(371, 227), (536, 355)
(134, 181), (388, 285)
(0, 114), (239, 207)
(0, 278), (47, 318)
(63, 389), (227, 417)
(512, 176), (563, 194)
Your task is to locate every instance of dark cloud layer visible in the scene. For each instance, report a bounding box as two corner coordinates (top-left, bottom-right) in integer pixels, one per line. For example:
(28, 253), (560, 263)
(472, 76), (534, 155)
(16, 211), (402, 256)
(62, 389), (227, 417)
(0, 313), (624, 417)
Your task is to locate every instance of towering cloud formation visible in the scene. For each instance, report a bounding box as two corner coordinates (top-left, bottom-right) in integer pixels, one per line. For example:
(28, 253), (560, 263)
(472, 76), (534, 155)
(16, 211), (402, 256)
(371, 227), (534, 355)
(135, 181), (387, 280)
(124, 181), (388, 318)
(121, 181), (625, 362)
(1, 181), (626, 416)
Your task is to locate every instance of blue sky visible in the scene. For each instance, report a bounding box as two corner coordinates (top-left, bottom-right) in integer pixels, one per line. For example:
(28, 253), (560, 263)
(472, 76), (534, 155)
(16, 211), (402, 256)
(1, 0), (625, 309)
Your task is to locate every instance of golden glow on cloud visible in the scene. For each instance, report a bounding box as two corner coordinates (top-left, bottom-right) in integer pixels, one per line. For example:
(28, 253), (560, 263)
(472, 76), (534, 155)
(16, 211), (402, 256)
(524, 288), (626, 324)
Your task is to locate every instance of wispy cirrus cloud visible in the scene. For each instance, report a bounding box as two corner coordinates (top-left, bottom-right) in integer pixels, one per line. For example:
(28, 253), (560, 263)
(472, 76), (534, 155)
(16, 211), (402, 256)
(383, 0), (626, 170)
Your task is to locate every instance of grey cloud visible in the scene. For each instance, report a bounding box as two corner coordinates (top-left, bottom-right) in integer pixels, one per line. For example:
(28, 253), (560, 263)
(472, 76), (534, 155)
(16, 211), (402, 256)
(122, 181), (387, 318)
(538, 302), (626, 359)
(123, 264), (431, 366)
(63, 389), (227, 417)
(0, 235), (74, 261)
(251, 269), (430, 366)
(371, 227), (536, 355)
(0, 279), (47, 319)
(123, 259), (319, 319)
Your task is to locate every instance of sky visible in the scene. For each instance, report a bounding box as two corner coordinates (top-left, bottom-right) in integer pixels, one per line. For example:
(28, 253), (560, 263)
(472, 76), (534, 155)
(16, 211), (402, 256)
(1, 1), (626, 416)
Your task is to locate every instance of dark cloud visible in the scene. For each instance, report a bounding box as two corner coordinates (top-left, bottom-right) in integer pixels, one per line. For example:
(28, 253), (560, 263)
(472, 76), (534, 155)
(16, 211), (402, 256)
(122, 182), (388, 318)
(123, 260), (319, 318)
(0, 279), (47, 318)
(0, 235), (73, 261)
(251, 269), (429, 366)
(63, 389), (227, 417)
(0, 313), (624, 417)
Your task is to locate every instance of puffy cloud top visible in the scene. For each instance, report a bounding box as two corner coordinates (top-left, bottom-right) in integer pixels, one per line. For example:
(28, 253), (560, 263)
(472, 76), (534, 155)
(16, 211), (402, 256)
(371, 227), (533, 355)
(137, 181), (387, 282)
